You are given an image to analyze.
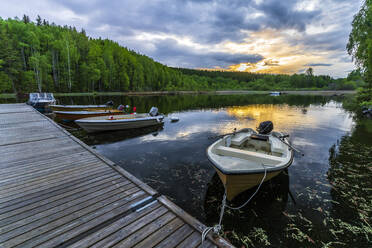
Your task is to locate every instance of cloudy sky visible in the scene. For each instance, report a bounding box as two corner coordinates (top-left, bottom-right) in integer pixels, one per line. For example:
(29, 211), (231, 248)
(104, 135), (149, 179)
(1, 0), (363, 77)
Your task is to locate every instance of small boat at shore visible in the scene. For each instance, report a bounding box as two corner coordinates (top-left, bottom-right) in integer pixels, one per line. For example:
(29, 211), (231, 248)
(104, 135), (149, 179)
(27, 93), (56, 112)
(54, 109), (123, 121)
(75, 107), (164, 133)
(207, 123), (293, 201)
(50, 101), (113, 111)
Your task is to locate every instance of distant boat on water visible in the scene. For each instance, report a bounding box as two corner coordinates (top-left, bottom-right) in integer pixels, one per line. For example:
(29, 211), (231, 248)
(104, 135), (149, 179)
(270, 92), (281, 96)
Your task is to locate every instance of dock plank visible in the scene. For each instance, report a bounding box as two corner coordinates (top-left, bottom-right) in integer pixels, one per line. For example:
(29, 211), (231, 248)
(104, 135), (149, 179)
(176, 232), (202, 248)
(155, 224), (194, 248)
(0, 173), (121, 224)
(0, 167), (109, 211)
(68, 202), (163, 248)
(133, 217), (184, 248)
(95, 208), (172, 248)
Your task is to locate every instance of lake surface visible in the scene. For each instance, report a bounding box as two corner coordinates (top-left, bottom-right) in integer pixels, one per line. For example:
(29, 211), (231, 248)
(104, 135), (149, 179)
(26, 94), (372, 247)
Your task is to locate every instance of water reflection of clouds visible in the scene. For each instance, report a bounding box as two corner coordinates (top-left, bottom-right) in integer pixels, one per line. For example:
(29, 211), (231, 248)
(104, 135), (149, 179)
(292, 137), (317, 147)
(136, 101), (355, 145)
(224, 102), (354, 135)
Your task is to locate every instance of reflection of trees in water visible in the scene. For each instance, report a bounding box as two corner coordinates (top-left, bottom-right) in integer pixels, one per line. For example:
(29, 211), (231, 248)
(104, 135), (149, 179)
(326, 120), (372, 247)
(203, 171), (290, 247)
(57, 94), (333, 114)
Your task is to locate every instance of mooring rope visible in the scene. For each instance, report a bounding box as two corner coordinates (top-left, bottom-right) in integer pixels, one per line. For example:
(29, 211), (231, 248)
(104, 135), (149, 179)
(201, 164), (268, 247)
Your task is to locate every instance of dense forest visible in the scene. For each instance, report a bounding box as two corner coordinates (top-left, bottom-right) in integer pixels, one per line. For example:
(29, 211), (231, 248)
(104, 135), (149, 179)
(347, 0), (372, 108)
(0, 16), (366, 94)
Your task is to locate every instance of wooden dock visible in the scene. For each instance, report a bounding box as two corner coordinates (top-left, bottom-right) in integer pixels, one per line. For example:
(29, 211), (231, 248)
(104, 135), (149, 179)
(0, 104), (233, 248)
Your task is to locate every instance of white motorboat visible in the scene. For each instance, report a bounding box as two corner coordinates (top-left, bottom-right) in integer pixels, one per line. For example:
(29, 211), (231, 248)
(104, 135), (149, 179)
(27, 93), (56, 112)
(75, 107), (164, 133)
(207, 124), (294, 200)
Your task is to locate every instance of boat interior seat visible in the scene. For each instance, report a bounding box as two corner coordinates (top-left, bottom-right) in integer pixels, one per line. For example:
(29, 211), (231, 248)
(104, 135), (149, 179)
(216, 146), (287, 165)
(269, 137), (287, 154)
(250, 134), (269, 141)
(230, 133), (251, 146)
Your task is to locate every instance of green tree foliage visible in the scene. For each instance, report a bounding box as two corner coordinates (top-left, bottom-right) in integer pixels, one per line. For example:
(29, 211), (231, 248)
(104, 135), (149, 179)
(175, 68), (352, 91)
(0, 16), (359, 94)
(347, 0), (372, 89)
(347, 1), (372, 108)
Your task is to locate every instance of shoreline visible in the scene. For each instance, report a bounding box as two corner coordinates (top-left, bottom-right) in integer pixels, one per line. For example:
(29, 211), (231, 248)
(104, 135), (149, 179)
(0, 90), (356, 99)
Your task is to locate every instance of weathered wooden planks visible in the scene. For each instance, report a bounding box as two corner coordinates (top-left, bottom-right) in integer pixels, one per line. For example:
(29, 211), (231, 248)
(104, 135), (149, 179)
(0, 104), (232, 248)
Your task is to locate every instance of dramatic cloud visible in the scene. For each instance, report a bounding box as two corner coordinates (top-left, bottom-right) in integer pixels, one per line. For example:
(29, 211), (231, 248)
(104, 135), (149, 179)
(0, 0), (363, 77)
(145, 38), (263, 68)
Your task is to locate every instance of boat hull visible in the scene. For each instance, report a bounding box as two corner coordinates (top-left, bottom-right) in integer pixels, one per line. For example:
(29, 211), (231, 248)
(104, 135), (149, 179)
(215, 167), (283, 201)
(50, 105), (111, 111)
(75, 115), (164, 133)
(30, 101), (56, 113)
(54, 111), (122, 121)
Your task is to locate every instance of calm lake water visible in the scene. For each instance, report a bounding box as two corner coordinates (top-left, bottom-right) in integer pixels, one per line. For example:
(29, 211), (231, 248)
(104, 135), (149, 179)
(22, 94), (372, 247)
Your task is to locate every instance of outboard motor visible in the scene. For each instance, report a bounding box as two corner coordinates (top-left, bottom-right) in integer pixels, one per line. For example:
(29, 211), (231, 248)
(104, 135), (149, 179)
(257, 121), (273, 134)
(106, 100), (114, 106)
(149, 107), (159, 116)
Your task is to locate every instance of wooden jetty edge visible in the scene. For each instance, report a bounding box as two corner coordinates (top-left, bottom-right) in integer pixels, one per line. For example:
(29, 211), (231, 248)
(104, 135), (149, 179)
(0, 103), (234, 248)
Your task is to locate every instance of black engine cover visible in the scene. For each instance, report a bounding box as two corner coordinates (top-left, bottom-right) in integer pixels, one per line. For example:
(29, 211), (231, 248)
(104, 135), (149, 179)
(257, 121), (274, 134)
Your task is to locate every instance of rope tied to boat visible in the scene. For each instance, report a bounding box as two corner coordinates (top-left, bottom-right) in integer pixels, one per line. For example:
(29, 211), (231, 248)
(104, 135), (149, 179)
(201, 164), (268, 247)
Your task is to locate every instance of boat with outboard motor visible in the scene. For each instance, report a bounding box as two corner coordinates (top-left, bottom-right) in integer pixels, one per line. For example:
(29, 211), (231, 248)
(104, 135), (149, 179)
(207, 121), (294, 201)
(75, 107), (164, 133)
(27, 93), (56, 112)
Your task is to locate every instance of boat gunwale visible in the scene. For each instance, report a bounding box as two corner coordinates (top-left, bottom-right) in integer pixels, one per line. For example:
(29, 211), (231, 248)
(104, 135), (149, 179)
(54, 110), (123, 115)
(50, 104), (109, 108)
(75, 114), (165, 123)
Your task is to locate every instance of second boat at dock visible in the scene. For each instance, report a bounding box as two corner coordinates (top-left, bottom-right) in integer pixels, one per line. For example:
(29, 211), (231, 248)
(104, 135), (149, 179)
(54, 109), (124, 121)
(50, 101), (114, 111)
(75, 107), (164, 133)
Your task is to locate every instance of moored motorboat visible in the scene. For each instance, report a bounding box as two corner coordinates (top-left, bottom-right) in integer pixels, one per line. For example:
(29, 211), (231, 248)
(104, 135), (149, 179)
(50, 101), (114, 111)
(75, 107), (164, 133)
(54, 109), (123, 121)
(27, 93), (56, 112)
(207, 123), (293, 201)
